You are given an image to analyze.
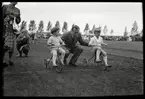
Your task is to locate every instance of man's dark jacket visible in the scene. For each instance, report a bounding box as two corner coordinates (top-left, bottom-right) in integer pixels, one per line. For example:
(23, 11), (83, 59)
(61, 31), (88, 49)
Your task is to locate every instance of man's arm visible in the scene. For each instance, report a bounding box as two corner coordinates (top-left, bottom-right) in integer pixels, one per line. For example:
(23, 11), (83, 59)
(88, 38), (94, 46)
(61, 32), (68, 42)
(78, 33), (88, 46)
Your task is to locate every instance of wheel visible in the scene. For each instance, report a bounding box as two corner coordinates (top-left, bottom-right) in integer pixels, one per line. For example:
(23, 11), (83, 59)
(54, 57), (63, 73)
(54, 65), (63, 73)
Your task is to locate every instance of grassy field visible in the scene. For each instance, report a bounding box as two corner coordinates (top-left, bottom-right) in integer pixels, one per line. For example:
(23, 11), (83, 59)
(84, 39), (143, 52)
(82, 40), (143, 60)
(3, 39), (143, 96)
(103, 40), (143, 52)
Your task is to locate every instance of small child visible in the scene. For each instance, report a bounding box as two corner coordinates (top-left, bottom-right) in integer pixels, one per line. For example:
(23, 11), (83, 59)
(16, 29), (30, 57)
(47, 27), (65, 67)
(89, 28), (111, 70)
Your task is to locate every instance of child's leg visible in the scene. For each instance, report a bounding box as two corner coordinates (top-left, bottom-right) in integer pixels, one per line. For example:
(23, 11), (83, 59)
(101, 49), (109, 66)
(51, 49), (58, 66)
(96, 49), (101, 61)
(93, 47), (101, 62)
(58, 47), (65, 64)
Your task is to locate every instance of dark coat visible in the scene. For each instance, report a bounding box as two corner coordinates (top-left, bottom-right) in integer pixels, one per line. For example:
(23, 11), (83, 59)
(61, 31), (88, 49)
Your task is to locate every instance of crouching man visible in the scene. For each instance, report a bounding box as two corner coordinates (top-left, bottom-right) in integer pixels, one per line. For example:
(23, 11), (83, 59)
(61, 25), (89, 67)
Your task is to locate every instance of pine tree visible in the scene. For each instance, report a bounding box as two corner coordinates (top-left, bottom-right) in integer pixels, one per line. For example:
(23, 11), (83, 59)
(29, 20), (37, 32)
(46, 21), (52, 32)
(91, 25), (95, 34)
(84, 23), (90, 35)
(38, 20), (44, 33)
(103, 25), (108, 35)
(131, 21), (138, 36)
(84, 23), (89, 32)
(124, 27), (128, 37)
(62, 22), (68, 33)
(110, 29), (114, 34)
(55, 21), (60, 29)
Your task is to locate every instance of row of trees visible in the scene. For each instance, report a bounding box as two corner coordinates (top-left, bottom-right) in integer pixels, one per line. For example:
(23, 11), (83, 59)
(84, 21), (142, 37)
(84, 24), (114, 35)
(28, 20), (65, 33)
(124, 21), (143, 37)
(24, 20), (143, 37)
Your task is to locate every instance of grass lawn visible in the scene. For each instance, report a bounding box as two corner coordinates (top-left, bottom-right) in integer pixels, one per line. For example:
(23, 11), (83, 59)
(103, 40), (143, 52)
(3, 39), (143, 96)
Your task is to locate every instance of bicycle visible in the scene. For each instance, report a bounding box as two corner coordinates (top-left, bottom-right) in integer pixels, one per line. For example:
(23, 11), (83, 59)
(83, 44), (107, 67)
(44, 45), (65, 73)
(83, 49), (103, 67)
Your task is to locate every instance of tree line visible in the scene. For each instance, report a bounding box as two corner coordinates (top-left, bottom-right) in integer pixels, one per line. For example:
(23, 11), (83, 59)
(23, 20), (143, 37)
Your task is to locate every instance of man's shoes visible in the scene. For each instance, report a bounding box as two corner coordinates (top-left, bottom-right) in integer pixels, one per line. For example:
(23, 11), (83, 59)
(69, 62), (77, 67)
(103, 65), (112, 71)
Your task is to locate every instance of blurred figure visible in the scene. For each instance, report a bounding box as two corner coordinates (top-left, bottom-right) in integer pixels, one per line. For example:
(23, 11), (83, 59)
(16, 29), (30, 57)
(2, 2), (21, 67)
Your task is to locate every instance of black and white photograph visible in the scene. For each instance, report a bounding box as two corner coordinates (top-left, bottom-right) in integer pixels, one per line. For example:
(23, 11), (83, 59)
(2, 2), (143, 96)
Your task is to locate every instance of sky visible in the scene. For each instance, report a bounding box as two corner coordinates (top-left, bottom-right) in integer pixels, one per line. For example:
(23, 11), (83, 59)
(2, 2), (143, 36)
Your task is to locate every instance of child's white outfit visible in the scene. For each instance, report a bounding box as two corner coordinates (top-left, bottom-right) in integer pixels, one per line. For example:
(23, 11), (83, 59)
(47, 35), (65, 66)
(89, 36), (103, 61)
(89, 36), (109, 66)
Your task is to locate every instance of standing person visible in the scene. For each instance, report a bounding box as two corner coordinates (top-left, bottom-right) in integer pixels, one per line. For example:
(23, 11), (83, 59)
(2, 2), (21, 67)
(46, 27), (66, 66)
(61, 25), (89, 67)
(89, 28), (112, 70)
